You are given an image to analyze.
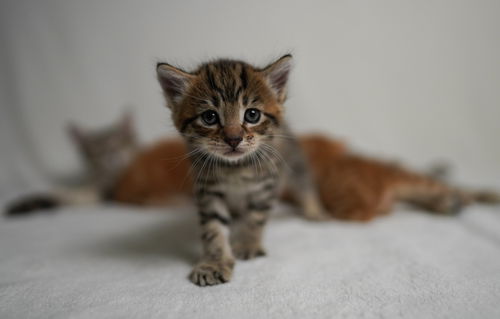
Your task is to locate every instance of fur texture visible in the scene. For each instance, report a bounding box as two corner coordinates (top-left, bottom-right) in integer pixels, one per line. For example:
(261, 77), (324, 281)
(112, 139), (192, 205)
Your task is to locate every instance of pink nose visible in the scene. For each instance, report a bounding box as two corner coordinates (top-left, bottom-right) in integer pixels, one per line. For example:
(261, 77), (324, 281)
(224, 136), (243, 149)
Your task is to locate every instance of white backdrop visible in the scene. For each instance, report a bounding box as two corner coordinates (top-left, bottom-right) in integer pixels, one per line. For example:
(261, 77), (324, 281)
(1, 0), (499, 190)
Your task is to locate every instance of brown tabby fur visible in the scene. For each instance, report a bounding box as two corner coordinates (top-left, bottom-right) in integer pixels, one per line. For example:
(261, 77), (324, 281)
(112, 135), (499, 221)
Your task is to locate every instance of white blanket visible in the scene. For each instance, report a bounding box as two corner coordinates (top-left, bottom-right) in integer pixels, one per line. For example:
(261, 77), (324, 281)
(1, 203), (500, 319)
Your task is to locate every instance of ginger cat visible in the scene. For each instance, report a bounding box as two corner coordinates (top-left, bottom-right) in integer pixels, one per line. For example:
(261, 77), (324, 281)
(113, 134), (499, 221)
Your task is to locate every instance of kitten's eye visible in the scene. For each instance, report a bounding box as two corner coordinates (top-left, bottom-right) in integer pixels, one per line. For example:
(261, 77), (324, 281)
(201, 110), (219, 126)
(244, 108), (261, 124)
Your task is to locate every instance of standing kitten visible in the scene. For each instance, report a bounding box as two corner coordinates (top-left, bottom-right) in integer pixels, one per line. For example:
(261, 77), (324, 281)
(156, 55), (326, 286)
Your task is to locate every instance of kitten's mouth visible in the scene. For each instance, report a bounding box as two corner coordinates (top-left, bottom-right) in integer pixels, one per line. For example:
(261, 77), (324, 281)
(214, 146), (253, 162)
(223, 149), (245, 156)
(203, 145), (255, 163)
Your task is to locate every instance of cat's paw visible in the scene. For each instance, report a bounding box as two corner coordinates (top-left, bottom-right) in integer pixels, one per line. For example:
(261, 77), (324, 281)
(232, 243), (266, 260)
(304, 210), (331, 221)
(189, 259), (234, 287)
(433, 192), (467, 215)
(302, 206), (331, 221)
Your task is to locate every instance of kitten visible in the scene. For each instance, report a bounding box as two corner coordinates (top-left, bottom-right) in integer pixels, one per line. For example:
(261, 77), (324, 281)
(68, 112), (139, 196)
(156, 55), (326, 286)
(5, 113), (138, 216)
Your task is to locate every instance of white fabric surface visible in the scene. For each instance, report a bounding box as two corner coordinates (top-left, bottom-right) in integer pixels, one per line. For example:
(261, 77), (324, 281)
(1, 203), (500, 319)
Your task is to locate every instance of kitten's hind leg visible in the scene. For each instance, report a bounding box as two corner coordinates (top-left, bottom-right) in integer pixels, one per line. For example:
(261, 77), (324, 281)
(230, 208), (269, 260)
(281, 140), (330, 221)
(299, 190), (330, 221)
(282, 182), (329, 221)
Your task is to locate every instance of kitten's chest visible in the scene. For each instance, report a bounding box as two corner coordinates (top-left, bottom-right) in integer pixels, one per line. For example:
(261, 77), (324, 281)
(208, 166), (279, 212)
(219, 166), (275, 193)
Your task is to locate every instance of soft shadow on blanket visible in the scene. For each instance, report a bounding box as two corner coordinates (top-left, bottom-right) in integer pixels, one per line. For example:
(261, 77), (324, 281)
(80, 205), (297, 266)
(83, 213), (200, 265)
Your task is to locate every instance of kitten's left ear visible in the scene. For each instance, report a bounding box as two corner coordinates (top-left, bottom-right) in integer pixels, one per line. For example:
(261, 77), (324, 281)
(262, 54), (293, 103)
(67, 123), (84, 143)
(119, 111), (136, 137)
(156, 63), (194, 109)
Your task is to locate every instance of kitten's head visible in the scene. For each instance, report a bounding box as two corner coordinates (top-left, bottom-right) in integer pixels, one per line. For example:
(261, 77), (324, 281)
(156, 55), (292, 163)
(68, 113), (138, 190)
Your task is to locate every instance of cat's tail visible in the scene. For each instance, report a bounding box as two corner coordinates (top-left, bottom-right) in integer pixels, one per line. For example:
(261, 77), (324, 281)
(4, 187), (101, 217)
(424, 164), (500, 205)
(468, 190), (500, 205)
(5, 194), (61, 217)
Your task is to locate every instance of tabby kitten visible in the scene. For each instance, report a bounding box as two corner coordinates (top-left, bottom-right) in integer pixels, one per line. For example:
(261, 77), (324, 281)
(5, 114), (138, 216)
(68, 112), (139, 196)
(156, 55), (326, 286)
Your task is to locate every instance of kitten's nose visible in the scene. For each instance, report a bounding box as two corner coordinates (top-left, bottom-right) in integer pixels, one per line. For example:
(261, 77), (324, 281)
(224, 136), (243, 149)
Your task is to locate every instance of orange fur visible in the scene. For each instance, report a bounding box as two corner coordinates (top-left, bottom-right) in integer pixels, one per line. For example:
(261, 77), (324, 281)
(112, 139), (192, 205)
(300, 135), (460, 221)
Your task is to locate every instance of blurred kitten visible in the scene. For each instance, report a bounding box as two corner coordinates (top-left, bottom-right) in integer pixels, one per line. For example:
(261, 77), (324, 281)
(68, 112), (139, 196)
(5, 113), (139, 216)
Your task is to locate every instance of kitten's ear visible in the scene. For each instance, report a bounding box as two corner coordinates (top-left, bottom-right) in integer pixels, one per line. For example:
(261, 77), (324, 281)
(262, 54), (293, 103)
(67, 123), (87, 146)
(119, 111), (136, 139)
(156, 63), (194, 108)
(68, 123), (82, 141)
(120, 111), (134, 132)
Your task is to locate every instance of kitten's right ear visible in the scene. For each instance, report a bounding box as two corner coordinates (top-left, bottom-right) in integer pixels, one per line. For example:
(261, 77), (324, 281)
(156, 63), (194, 108)
(262, 54), (293, 104)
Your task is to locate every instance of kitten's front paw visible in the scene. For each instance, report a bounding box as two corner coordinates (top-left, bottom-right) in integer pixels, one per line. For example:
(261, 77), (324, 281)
(189, 259), (234, 287)
(232, 243), (266, 260)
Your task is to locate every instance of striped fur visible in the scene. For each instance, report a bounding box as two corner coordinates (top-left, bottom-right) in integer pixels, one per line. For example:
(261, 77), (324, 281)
(157, 55), (325, 286)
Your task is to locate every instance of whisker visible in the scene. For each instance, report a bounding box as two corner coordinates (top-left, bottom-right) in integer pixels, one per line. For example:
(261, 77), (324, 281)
(267, 134), (296, 140)
(258, 148), (279, 176)
(260, 143), (290, 174)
